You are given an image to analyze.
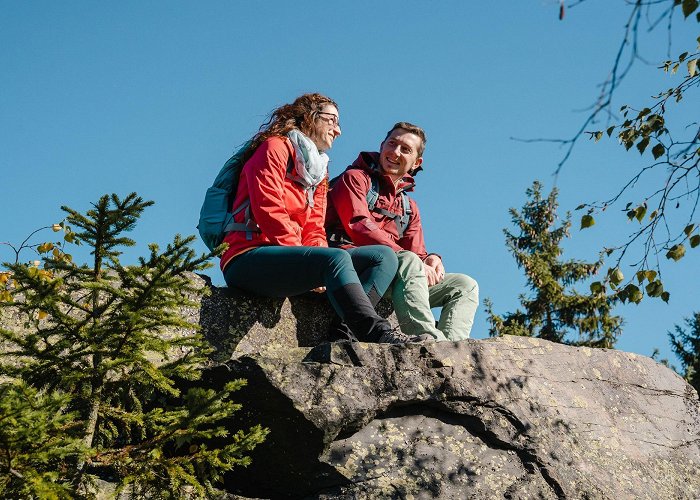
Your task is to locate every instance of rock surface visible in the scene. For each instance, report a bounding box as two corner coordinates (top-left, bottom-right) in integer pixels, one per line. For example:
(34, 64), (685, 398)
(203, 336), (700, 499)
(196, 274), (398, 362)
(4, 275), (700, 498)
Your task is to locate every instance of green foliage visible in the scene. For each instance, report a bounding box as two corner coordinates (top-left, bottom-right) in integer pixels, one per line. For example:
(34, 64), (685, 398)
(580, 214), (595, 229)
(486, 181), (623, 348)
(0, 381), (85, 499)
(680, 0), (699, 19)
(668, 312), (700, 392)
(578, 2), (699, 299)
(0, 193), (267, 496)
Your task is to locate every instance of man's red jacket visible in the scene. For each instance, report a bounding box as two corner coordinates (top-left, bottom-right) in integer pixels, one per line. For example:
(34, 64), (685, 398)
(325, 151), (430, 260)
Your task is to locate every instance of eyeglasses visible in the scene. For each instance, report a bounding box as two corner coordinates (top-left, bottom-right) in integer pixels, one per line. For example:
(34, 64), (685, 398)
(317, 111), (340, 128)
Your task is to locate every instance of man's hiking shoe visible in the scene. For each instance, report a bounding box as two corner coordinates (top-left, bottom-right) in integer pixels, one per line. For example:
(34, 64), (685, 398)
(377, 329), (430, 344)
(412, 333), (436, 343)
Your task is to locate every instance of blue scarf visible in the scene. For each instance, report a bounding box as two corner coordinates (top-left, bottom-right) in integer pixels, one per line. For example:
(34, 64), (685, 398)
(287, 129), (329, 206)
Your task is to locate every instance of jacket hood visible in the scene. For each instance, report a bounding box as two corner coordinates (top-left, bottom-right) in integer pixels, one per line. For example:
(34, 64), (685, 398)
(349, 151), (417, 193)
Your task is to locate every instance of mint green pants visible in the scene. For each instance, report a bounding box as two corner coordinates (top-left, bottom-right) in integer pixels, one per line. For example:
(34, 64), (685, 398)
(389, 250), (479, 341)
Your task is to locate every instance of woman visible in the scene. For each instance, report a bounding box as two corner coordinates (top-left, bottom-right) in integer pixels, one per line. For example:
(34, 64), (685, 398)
(221, 93), (420, 344)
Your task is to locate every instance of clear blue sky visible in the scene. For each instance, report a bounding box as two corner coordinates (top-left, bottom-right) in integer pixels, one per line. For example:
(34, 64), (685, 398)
(2, 1), (698, 363)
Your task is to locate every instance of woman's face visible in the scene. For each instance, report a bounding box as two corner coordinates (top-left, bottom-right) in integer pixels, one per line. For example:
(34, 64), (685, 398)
(308, 104), (341, 152)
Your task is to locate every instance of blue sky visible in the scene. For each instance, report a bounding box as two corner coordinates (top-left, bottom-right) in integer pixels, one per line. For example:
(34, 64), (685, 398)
(2, 1), (698, 362)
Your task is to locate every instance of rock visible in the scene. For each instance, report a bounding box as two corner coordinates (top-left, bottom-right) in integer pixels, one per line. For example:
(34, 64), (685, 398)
(196, 274), (398, 362)
(203, 336), (700, 499)
(0, 272), (396, 365)
(4, 275), (700, 498)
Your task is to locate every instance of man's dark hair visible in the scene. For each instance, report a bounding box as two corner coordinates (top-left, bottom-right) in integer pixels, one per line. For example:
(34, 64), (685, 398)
(383, 122), (427, 157)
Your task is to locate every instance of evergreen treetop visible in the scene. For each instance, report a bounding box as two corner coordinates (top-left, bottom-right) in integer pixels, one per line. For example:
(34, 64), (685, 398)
(0, 193), (267, 497)
(486, 181), (623, 348)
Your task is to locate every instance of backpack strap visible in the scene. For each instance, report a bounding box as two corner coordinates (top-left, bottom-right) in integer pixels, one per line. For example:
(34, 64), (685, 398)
(366, 176), (380, 211)
(367, 176), (412, 238)
(327, 169), (413, 244)
(225, 200), (260, 241)
(227, 155), (297, 241)
(397, 191), (411, 238)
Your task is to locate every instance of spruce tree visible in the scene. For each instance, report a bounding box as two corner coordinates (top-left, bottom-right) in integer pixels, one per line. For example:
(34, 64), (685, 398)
(486, 181), (622, 348)
(0, 193), (267, 497)
(669, 312), (700, 393)
(0, 381), (85, 498)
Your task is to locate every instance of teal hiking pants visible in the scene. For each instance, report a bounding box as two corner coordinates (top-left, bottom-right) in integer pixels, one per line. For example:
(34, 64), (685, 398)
(223, 244), (398, 316)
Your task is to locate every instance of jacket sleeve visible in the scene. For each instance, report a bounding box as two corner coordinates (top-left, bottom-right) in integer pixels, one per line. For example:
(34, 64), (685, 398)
(329, 170), (404, 252)
(398, 199), (429, 260)
(301, 178), (329, 247)
(247, 138), (303, 246)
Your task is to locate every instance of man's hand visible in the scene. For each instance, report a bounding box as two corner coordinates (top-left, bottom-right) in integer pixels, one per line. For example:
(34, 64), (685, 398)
(423, 254), (445, 287)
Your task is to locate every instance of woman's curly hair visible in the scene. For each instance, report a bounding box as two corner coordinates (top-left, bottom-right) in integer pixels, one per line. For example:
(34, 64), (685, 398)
(242, 93), (338, 163)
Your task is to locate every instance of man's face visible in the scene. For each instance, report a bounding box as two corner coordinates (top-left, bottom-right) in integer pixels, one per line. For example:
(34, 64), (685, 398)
(379, 128), (423, 182)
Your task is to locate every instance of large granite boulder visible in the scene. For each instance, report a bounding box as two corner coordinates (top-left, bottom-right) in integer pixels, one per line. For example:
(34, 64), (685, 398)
(3, 274), (699, 498)
(197, 274), (398, 362)
(202, 336), (700, 499)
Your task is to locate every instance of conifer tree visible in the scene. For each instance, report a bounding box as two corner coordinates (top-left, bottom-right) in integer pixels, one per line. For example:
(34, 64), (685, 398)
(669, 312), (700, 393)
(0, 193), (267, 497)
(485, 181), (623, 348)
(0, 381), (84, 498)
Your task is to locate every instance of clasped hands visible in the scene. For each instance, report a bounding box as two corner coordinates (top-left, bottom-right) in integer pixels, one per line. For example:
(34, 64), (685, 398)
(423, 254), (445, 287)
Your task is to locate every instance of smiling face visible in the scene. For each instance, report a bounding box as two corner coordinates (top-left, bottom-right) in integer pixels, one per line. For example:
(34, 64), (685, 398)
(379, 128), (424, 183)
(308, 104), (341, 152)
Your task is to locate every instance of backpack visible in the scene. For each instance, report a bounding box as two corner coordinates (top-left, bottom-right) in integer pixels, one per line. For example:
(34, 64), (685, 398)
(328, 172), (412, 245)
(197, 140), (254, 252)
(197, 140), (305, 251)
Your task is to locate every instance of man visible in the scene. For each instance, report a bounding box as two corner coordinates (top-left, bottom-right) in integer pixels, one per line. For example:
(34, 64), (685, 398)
(325, 122), (478, 341)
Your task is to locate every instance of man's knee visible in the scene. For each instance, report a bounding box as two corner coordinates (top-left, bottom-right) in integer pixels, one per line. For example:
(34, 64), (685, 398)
(445, 273), (479, 301)
(457, 274), (478, 294)
(396, 250), (424, 279)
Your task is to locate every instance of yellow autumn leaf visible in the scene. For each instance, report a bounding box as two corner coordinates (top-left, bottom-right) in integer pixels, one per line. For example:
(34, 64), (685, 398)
(689, 59), (698, 77)
(39, 269), (54, 281)
(38, 311), (48, 320)
(37, 242), (54, 253)
(611, 268), (624, 285)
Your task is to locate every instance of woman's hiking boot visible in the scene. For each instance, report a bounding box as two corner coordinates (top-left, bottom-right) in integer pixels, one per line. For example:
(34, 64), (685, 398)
(327, 316), (358, 342)
(329, 283), (433, 345)
(329, 283), (391, 343)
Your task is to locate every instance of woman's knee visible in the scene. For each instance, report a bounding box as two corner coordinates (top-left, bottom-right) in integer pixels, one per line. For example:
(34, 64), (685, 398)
(321, 247), (354, 271)
(373, 245), (399, 269)
(320, 248), (361, 288)
(353, 245), (398, 267)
